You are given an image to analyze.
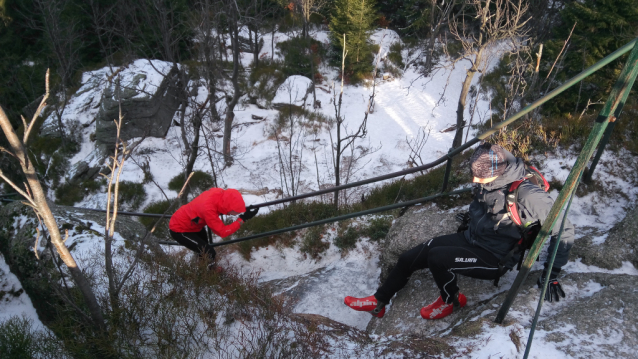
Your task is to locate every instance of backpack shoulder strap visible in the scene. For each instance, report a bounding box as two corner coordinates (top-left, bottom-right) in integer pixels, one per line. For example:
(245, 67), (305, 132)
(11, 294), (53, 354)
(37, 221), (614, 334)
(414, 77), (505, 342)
(526, 165), (550, 192)
(506, 165), (550, 227)
(505, 179), (525, 227)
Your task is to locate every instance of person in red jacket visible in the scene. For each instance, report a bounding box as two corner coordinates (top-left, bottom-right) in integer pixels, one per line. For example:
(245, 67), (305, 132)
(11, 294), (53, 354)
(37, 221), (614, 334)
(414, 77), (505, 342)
(169, 188), (258, 265)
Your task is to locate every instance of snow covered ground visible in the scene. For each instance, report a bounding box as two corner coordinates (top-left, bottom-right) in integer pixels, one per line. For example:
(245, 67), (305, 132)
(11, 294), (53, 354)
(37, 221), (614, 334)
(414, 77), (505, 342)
(4, 27), (638, 358)
(44, 28), (499, 213)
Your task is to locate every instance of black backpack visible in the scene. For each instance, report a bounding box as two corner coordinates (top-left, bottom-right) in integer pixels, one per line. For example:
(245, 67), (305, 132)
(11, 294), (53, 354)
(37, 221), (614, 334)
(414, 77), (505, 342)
(493, 165), (549, 286)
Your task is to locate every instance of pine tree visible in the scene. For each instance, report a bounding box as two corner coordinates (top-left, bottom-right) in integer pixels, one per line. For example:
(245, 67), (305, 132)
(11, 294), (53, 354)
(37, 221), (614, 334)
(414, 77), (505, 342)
(543, 0), (638, 114)
(329, 0), (377, 81)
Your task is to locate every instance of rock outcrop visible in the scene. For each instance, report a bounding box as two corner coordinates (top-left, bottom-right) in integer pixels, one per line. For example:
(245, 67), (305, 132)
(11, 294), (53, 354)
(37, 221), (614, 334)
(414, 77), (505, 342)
(570, 204), (638, 269)
(95, 63), (183, 147)
(271, 75), (314, 110)
(0, 201), (164, 261)
(365, 203), (638, 358)
(267, 202), (638, 358)
(65, 60), (183, 184)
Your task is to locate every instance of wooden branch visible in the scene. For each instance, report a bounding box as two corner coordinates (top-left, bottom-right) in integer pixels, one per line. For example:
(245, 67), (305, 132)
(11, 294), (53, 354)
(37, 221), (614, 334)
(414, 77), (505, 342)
(24, 69), (50, 145)
(34, 228), (41, 260)
(546, 22), (576, 79)
(0, 171), (37, 208)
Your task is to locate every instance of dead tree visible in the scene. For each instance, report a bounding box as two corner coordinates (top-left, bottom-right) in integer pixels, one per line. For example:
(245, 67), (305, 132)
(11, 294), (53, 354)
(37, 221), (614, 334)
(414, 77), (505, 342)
(422, 0), (465, 75)
(295, 0), (328, 38)
(330, 34), (382, 207)
(0, 71), (106, 331)
(449, 0), (530, 149)
(83, 0), (118, 74)
(27, 0), (84, 147)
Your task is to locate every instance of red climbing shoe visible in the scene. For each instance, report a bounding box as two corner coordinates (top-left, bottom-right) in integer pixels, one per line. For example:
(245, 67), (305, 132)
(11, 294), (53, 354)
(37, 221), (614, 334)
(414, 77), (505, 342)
(344, 295), (386, 318)
(420, 293), (467, 320)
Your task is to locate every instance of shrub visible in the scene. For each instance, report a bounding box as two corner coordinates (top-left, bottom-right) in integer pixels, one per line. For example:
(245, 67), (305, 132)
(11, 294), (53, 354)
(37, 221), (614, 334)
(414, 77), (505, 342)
(247, 59), (287, 103)
(168, 171), (215, 198)
(140, 199), (175, 239)
(363, 216), (393, 241)
(334, 224), (359, 251)
(54, 179), (102, 206)
(0, 316), (67, 358)
(117, 181), (147, 211)
(300, 225), (329, 259)
(234, 202), (338, 259)
(387, 42), (404, 68)
(277, 36), (325, 78)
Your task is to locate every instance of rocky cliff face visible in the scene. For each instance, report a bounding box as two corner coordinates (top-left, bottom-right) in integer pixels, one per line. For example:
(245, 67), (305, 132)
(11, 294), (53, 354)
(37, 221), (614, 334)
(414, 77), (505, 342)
(66, 62), (183, 184)
(363, 203), (638, 358)
(266, 202), (638, 358)
(95, 66), (182, 147)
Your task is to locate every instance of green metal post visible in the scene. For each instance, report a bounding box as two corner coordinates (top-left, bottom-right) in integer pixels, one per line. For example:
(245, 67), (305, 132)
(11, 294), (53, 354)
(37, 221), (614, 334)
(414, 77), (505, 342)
(441, 149), (453, 192)
(495, 40), (638, 324)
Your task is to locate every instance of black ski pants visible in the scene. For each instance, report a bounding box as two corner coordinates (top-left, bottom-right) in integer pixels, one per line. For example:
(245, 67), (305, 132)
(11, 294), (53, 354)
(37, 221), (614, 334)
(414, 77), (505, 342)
(374, 232), (501, 304)
(169, 228), (217, 261)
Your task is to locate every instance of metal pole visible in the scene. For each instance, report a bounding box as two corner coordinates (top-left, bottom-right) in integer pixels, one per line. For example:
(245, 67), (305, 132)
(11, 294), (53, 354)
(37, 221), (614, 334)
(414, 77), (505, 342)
(210, 188), (472, 248)
(441, 149), (453, 192)
(495, 39), (638, 324)
(523, 173), (581, 359)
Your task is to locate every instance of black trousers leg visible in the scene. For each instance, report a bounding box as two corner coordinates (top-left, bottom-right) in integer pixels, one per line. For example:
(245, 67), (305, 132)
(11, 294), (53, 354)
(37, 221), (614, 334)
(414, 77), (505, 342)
(428, 241), (501, 303)
(169, 229), (217, 261)
(374, 232), (501, 304)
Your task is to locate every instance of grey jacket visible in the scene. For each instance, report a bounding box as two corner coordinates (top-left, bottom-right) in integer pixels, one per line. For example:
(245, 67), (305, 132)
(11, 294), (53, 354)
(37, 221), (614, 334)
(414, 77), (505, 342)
(463, 150), (575, 270)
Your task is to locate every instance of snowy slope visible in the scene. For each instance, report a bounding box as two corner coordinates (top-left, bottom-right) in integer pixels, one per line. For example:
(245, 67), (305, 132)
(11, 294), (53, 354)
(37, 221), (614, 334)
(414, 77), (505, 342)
(3, 27), (638, 359)
(52, 29), (496, 214)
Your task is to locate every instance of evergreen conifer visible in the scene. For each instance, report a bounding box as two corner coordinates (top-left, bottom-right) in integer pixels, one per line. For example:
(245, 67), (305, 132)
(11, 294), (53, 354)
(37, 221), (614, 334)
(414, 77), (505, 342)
(329, 0), (377, 82)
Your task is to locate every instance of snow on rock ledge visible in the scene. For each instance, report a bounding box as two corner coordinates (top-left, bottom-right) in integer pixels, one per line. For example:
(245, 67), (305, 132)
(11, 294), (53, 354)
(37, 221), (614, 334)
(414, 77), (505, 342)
(366, 203), (638, 358)
(271, 75), (314, 109)
(95, 60), (182, 146)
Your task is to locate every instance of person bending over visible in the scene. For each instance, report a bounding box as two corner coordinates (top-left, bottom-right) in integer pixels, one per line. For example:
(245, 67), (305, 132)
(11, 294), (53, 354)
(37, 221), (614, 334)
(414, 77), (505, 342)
(345, 143), (574, 320)
(169, 188), (258, 268)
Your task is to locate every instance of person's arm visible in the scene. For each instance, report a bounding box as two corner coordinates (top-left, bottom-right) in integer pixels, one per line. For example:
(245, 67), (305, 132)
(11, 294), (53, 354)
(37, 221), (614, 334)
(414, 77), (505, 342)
(202, 208), (243, 239)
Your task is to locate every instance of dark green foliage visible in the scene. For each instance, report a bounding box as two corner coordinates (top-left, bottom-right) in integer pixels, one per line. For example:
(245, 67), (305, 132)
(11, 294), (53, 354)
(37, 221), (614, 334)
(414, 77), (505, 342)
(334, 225), (359, 250)
(234, 202), (339, 259)
(277, 36), (325, 78)
(0, 316), (34, 359)
(333, 216), (391, 250)
(329, 0), (378, 83)
(168, 171), (215, 197)
(117, 181), (147, 211)
(140, 199), (175, 239)
(387, 42), (404, 68)
(54, 179), (102, 206)
(248, 59), (287, 102)
(300, 225), (329, 259)
(363, 216), (392, 241)
(377, 0), (432, 36)
(0, 316), (67, 358)
(539, 0), (638, 115)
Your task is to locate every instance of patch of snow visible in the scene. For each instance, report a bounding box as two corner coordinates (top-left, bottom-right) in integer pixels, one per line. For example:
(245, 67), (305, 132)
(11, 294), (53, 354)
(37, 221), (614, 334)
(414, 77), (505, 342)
(0, 255), (46, 330)
(271, 75), (314, 106)
(563, 259), (638, 276)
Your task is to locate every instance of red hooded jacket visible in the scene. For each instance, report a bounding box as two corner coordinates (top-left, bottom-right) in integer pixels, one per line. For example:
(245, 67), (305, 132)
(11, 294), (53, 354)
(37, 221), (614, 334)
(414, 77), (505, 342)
(169, 188), (246, 237)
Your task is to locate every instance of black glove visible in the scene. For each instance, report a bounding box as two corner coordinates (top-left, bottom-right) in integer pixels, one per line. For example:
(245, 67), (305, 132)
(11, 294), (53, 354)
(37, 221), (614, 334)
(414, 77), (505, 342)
(239, 206), (259, 222)
(537, 267), (565, 303)
(455, 212), (470, 233)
